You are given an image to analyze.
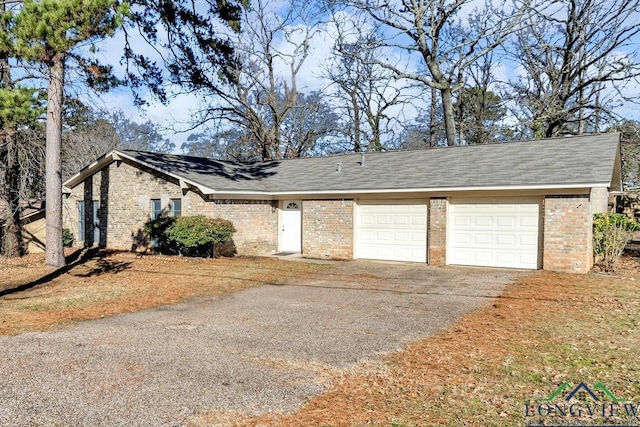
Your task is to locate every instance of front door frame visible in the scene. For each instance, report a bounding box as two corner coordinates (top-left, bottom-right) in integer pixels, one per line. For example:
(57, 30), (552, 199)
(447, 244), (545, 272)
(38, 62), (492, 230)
(279, 200), (302, 253)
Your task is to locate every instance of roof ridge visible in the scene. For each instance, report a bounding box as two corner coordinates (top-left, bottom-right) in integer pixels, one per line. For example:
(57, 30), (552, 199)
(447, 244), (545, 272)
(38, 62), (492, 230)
(125, 132), (620, 164)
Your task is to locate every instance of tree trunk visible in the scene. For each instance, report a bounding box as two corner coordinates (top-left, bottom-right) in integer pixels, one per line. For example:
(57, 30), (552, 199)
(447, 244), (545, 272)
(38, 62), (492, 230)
(2, 138), (26, 257)
(351, 90), (361, 152)
(429, 86), (437, 147)
(441, 87), (457, 146)
(45, 53), (65, 268)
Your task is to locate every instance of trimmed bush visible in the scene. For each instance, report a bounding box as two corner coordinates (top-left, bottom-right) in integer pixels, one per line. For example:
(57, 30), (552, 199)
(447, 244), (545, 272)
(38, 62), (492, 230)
(144, 216), (176, 252)
(62, 228), (74, 247)
(144, 215), (236, 257)
(593, 213), (640, 272)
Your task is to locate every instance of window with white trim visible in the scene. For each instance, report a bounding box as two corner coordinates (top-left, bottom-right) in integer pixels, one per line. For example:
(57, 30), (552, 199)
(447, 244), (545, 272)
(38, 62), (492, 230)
(77, 201), (85, 241)
(171, 199), (182, 217)
(151, 199), (162, 220)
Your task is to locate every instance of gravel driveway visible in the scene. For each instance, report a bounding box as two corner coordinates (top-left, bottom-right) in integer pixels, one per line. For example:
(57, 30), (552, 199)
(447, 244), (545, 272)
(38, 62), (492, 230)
(0, 259), (524, 426)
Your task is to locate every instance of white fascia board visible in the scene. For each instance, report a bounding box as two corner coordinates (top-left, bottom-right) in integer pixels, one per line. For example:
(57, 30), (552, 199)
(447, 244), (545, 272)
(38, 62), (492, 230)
(63, 150), (119, 188)
(206, 183), (605, 199)
(268, 183), (608, 196)
(207, 191), (274, 200)
(105, 150), (218, 196)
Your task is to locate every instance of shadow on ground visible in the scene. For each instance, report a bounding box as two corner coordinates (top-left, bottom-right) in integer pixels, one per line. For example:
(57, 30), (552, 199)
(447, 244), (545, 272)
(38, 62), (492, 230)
(0, 249), (132, 297)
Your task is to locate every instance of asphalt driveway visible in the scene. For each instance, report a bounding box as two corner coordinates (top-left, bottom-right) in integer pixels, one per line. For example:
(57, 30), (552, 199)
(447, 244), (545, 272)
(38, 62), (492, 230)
(0, 259), (524, 426)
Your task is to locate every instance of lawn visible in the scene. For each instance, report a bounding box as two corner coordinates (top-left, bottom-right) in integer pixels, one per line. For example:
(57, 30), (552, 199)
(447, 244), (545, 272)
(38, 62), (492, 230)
(227, 256), (640, 427)
(0, 249), (325, 336)
(2, 250), (640, 426)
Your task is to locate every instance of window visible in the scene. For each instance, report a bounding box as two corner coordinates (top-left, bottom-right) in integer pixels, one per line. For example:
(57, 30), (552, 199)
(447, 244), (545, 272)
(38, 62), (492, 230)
(92, 201), (100, 244)
(171, 199), (182, 217)
(77, 201), (85, 241)
(151, 199), (162, 220)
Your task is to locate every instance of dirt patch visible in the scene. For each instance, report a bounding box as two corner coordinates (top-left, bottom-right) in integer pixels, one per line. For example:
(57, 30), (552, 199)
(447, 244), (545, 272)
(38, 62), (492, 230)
(0, 250), (325, 336)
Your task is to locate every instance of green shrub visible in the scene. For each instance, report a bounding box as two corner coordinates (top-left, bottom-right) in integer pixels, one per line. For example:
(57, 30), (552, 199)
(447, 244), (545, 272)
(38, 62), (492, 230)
(144, 215), (236, 257)
(593, 213), (640, 272)
(62, 228), (74, 247)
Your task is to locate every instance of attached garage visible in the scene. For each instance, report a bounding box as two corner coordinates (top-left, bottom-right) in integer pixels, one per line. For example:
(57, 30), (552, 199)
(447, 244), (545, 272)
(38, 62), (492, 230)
(63, 133), (621, 274)
(447, 198), (542, 269)
(356, 200), (427, 262)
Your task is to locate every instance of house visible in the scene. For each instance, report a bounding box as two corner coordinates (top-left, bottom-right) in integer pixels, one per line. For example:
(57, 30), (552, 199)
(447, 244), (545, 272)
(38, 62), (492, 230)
(61, 133), (622, 273)
(0, 200), (46, 254)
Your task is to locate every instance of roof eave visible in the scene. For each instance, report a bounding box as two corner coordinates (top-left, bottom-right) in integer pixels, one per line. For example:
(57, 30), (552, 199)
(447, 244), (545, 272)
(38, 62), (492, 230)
(207, 183), (607, 199)
(63, 150), (118, 188)
(63, 150), (218, 196)
(610, 141), (624, 192)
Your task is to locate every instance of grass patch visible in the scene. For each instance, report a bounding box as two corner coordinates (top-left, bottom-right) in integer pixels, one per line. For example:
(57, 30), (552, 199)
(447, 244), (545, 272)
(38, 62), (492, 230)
(0, 250), (325, 336)
(232, 266), (640, 427)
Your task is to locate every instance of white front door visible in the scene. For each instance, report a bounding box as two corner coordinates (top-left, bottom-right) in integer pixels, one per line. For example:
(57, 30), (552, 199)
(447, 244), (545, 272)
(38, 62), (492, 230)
(280, 201), (302, 252)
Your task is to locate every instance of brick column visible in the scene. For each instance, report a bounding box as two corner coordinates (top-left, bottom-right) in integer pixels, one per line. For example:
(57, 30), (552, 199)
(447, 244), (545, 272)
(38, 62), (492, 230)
(543, 195), (592, 273)
(428, 198), (447, 265)
(302, 199), (354, 259)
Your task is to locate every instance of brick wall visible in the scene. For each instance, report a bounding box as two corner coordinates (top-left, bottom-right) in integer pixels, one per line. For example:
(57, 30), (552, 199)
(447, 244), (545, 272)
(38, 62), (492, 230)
(542, 195), (592, 273)
(428, 198), (447, 265)
(302, 199), (354, 259)
(590, 187), (609, 214)
(185, 195), (278, 254)
(63, 160), (278, 255)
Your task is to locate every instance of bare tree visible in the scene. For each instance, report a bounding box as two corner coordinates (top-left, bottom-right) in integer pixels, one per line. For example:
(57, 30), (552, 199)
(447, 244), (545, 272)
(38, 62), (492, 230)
(335, 0), (526, 146)
(509, 0), (640, 138)
(156, 0), (331, 161)
(181, 90), (340, 160)
(454, 52), (508, 144)
(324, 15), (412, 152)
(280, 91), (341, 158)
(62, 107), (176, 179)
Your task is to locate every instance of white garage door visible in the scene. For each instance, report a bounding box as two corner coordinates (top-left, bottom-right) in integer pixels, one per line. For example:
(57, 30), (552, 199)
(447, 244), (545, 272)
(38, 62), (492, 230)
(448, 198), (541, 269)
(356, 200), (427, 262)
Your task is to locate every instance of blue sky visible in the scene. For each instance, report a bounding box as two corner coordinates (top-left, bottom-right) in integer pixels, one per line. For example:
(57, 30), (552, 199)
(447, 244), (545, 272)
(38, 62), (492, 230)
(84, 2), (640, 151)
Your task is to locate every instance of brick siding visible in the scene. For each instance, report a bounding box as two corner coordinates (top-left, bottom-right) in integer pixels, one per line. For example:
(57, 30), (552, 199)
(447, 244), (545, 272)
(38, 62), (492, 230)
(302, 199), (354, 259)
(542, 195), (592, 273)
(590, 187), (609, 214)
(63, 160), (278, 255)
(428, 198), (447, 265)
(62, 158), (604, 273)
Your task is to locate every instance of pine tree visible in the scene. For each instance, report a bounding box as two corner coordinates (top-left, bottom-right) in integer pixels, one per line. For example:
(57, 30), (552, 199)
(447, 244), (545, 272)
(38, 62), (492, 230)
(0, 87), (44, 257)
(3, 0), (128, 266)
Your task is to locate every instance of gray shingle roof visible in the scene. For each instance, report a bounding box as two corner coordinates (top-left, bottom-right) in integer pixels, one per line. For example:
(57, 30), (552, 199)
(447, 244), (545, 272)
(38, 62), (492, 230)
(65, 133), (620, 195)
(119, 133), (620, 194)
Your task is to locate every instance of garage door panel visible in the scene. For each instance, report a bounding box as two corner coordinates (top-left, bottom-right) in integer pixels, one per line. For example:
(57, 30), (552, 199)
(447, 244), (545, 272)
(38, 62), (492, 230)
(520, 235), (538, 246)
(377, 215), (392, 225)
(412, 232), (426, 242)
(453, 216), (471, 227)
(474, 216), (492, 227)
(474, 234), (492, 245)
(448, 198), (541, 269)
(357, 200), (427, 263)
(496, 234), (516, 246)
(497, 216), (516, 227)
(520, 216), (538, 227)
(394, 216), (409, 225)
(452, 232), (471, 244)
(376, 231), (392, 241)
